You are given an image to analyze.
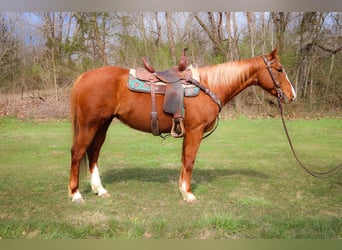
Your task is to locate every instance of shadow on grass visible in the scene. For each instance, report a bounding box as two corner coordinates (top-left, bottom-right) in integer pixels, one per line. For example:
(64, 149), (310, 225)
(101, 164), (268, 185)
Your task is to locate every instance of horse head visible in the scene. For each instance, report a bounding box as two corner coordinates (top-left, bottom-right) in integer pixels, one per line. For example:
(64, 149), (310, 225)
(258, 48), (296, 103)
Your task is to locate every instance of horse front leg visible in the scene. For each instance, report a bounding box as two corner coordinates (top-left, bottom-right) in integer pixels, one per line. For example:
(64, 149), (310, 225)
(179, 130), (203, 202)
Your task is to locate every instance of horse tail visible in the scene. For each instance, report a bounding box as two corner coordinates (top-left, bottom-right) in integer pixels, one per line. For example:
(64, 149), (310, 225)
(70, 77), (79, 144)
(70, 76), (88, 174)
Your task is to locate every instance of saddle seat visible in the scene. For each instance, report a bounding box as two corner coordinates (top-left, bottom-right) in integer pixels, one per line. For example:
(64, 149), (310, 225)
(128, 48), (196, 138)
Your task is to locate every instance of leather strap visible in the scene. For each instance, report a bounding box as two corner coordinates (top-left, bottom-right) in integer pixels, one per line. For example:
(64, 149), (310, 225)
(190, 78), (222, 111)
(150, 81), (160, 136)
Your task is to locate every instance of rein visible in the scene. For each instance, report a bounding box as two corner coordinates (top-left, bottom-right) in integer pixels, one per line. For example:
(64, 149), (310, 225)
(277, 99), (342, 178)
(263, 56), (342, 178)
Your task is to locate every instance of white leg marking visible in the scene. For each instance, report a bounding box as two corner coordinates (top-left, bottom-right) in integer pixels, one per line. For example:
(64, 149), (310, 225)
(72, 190), (84, 203)
(180, 181), (196, 202)
(91, 165), (108, 197)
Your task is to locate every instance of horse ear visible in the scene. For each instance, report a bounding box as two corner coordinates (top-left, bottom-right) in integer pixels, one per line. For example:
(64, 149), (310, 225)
(270, 47), (278, 59)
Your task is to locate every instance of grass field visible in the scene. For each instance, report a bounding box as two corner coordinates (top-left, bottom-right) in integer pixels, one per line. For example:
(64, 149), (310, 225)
(0, 116), (341, 239)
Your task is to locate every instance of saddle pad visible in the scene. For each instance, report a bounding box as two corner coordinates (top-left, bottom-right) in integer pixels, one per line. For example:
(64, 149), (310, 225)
(128, 69), (200, 97)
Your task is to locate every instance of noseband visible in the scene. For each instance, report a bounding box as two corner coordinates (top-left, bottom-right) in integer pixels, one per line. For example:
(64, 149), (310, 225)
(262, 55), (286, 102)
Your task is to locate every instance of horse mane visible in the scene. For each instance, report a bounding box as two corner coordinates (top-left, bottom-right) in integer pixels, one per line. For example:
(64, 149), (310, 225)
(198, 59), (256, 90)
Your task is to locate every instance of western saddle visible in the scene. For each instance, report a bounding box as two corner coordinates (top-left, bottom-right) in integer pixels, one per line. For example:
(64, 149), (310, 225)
(134, 48), (193, 138)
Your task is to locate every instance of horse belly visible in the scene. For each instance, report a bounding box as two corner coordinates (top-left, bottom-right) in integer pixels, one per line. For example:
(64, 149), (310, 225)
(116, 92), (173, 134)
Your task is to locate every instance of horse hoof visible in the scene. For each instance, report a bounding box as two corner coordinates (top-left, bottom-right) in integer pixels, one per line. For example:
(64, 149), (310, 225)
(72, 197), (85, 203)
(72, 199), (84, 204)
(71, 191), (84, 203)
(183, 193), (197, 203)
(98, 192), (110, 198)
(96, 187), (109, 198)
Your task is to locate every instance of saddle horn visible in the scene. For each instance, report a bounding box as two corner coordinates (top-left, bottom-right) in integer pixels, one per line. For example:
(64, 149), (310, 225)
(142, 57), (155, 73)
(178, 48), (188, 71)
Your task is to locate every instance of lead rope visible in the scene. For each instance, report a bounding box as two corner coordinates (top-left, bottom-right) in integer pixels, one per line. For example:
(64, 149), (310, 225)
(277, 98), (342, 178)
(262, 55), (341, 178)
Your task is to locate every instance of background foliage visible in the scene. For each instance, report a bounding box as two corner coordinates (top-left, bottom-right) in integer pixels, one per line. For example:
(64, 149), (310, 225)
(0, 12), (341, 117)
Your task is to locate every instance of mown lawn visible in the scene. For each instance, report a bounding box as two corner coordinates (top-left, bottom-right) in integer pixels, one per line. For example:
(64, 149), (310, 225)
(0, 116), (341, 239)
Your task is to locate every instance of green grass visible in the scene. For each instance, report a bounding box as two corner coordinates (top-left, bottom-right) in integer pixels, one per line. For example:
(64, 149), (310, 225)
(0, 116), (341, 239)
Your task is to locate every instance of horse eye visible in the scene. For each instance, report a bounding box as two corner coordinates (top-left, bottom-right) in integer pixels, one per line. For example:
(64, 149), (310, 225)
(276, 68), (284, 73)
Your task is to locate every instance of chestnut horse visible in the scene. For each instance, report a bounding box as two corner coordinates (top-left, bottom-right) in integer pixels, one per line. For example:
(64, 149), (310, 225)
(69, 48), (296, 203)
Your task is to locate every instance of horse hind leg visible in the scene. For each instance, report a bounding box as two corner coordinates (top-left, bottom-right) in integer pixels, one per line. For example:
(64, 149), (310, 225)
(87, 117), (114, 198)
(69, 115), (106, 203)
(69, 128), (97, 203)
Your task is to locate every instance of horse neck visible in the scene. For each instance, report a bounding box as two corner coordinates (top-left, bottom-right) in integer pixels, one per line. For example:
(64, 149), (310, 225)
(198, 57), (262, 105)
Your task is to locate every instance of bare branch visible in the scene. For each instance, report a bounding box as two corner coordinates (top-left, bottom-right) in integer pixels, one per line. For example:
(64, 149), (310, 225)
(193, 13), (227, 56)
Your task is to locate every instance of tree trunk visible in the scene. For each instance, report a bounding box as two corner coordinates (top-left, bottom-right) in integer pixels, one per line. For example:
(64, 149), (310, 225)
(270, 12), (290, 55)
(194, 12), (227, 58)
(154, 12), (161, 46)
(296, 12), (326, 98)
(165, 12), (176, 65)
(91, 13), (108, 66)
(246, 12), (256, 57)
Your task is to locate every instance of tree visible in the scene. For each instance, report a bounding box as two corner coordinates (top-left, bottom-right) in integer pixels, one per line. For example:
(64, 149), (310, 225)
(40, 12), (64, 100)
(165, 12), (176, 64)
(270, 12), (291, 55)
(296, 12), (327, 99)
(0, 14), (21, 90)
(74, 12), (110, 66)
(225, 12), (240, 61)
(194, 12), (227, 60)
(246, 12), (256, 57)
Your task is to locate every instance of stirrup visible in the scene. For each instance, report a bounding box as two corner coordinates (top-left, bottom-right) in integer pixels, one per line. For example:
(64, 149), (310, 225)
(171, 118), (185, 138)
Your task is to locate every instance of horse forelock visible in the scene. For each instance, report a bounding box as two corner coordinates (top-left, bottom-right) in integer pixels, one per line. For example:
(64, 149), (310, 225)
(199, 61), (251, 90)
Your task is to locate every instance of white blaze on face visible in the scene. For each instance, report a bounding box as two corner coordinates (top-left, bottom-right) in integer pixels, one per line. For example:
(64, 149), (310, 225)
(284, 69), (296, 100)
(91, 165), (108, 196)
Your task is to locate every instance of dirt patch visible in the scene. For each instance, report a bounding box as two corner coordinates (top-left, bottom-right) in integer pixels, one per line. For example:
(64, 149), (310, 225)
(0, 88), (71, 120)
(1, 87), (341, 120)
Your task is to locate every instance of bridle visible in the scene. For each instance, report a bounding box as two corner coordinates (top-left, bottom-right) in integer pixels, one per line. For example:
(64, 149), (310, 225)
(262, 55), (342, 179)
(262, 55), (286, 102)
